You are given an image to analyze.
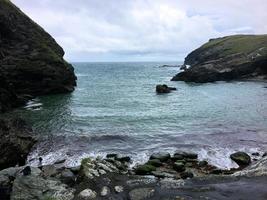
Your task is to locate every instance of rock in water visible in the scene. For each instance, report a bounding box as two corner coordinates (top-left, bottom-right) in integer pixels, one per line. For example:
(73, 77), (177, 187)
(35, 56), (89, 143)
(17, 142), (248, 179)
(171, 35), (267, 83)
(156, 85), (176, 94)
(150, 152), (171, 162)
(0, 0), (77, 111)
(230, 152), (251, 167)
(0, 118), (36, 170)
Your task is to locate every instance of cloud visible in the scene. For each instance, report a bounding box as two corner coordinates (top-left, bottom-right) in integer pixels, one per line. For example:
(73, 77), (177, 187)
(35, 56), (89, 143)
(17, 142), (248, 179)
(11, 0), (267, 61)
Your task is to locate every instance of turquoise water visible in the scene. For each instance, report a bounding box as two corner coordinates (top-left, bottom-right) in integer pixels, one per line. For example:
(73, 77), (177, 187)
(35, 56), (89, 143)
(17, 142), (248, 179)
(10, 62), (267, 168)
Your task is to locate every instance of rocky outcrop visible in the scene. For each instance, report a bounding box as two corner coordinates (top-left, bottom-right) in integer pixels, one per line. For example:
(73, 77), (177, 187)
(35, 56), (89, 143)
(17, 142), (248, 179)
(0, 0), (77, 111)
(172, 35), (267, 83)
(156, 84), (176, 94)
(0, 118), (36, 170)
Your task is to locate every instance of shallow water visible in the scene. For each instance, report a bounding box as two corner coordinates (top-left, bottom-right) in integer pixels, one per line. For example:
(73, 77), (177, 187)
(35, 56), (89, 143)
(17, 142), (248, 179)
(8, 62), (267, 168)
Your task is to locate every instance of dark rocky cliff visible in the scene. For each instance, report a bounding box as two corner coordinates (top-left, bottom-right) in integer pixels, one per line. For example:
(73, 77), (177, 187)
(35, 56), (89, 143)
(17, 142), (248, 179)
(0, 0), (77, 112)
(172, 35), (267, 83)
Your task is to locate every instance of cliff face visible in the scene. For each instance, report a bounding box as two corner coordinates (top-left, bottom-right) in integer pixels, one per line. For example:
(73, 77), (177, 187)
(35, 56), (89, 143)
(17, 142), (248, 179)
(172, 35), (267, 83)
(0, 0), (77, 112)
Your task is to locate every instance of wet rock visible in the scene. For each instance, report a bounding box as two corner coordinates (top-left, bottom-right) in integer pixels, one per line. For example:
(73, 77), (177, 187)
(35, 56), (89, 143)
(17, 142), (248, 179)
(106, 154), (118, 159)
(0, 167), (21, 199)
(252, 152), (260, 156)
(150, 152), (171, 162)
(70, 166), (81, 174)
(173, 162), (185, 172)
(11, 167), (75, 200)
(210, 169), (223, 175)
(114, 185), (124, 193)
(0, 118), (36, 170)
(230, 152), (251, 167)
(171, 154), (184, 161)
(21, 166), (31, 176)
(174, 151), (198, 159)
(100, 186), (110, 197)
(180, 171), (194, 179)
(147, 159), (163, 167)
(116, 156), (131, 163)
(198, 161), (208, 167)
(54, 158), (66, 165)
(156, 85), (176, 94)
(129, 188), (155, 200)
(60, 169), (75, 185)
(42, 165), (59, 177)
(135, 165), (156, 175)
(78, 189), (97, 200)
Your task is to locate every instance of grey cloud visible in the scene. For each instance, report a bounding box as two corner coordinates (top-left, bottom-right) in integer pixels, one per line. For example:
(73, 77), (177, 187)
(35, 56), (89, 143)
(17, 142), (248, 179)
(12, 0), (267, 61)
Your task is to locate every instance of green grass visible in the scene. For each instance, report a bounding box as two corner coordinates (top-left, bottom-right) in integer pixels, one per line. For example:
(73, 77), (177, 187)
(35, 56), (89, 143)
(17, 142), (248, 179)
(200, 34), (267, 57)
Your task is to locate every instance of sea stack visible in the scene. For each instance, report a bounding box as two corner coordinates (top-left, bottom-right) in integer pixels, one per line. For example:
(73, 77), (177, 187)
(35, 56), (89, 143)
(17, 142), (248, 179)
(171, 35), (267, 83)
(0, 0), (77, 112)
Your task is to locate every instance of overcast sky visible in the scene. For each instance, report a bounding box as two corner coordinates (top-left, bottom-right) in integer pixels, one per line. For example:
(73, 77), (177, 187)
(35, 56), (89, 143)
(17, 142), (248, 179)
(12, 0), (267, 62)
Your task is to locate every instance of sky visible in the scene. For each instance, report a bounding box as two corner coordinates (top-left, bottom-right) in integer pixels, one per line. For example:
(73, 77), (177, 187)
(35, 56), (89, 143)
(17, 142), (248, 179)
(12, 0), (267, 62)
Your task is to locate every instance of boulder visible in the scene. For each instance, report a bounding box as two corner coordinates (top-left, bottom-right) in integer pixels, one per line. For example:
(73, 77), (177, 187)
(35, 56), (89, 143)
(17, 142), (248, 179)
(135, 164), (156, 175)
(0, 118), (36, 170)
(180, 171), (194, 179)
(78, 189), (97, 200)
(173, 151), (198, 160)
(230, 152), (251, 167)
(156, 85), (176, 94)
(0, 0), (76, 112)
(146, 159), (163, 167)
(172, 35), (267, 83)
(173, 162), (185, 172)
(150, 152), (171, 162)
(10, 167), (75, 200)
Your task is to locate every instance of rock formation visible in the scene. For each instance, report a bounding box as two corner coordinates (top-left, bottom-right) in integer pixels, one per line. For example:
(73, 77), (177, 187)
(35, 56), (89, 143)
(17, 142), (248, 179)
(0, 0), (77, 111)
(0, 118), (36, 170)
(172, 35), (267, 83)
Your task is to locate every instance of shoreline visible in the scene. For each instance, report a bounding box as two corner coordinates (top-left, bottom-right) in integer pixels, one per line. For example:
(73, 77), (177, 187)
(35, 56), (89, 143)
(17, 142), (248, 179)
(1, 150), (267, 199)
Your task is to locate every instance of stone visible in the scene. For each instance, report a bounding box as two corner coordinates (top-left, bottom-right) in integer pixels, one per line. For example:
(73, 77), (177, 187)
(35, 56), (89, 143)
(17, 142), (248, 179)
(106, 154), (118, 159)
(42, 165), (59, 177)
(54, 159), (66, 165)
(114, 185), (124, 193)
(116, 156), (131, 163)
(155, 85), (176, 94)
(173, 162), (185, 172)
(147, 159), (163, 167)
(180, 171), (194, 179)
(198, 160), (208, 167)
(11, 167), (75, 200)
(252, 152), (260, 156)
(21, 166), (31, 176)
(60, 169), (75, 185)
(135, 164), (156, 175)
(150, 152), (171, 162)
(230, 152), (251, 167)
(0, 118), (37, 170)
(129, 188), (155, 200)
(78, 189), (97, 200)
(100, 186), (110, 197)
(174, 151), (198, 159)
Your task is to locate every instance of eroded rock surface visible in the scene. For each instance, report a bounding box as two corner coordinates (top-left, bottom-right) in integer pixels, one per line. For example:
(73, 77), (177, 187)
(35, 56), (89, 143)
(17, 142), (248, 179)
(0, 0), (76, 111)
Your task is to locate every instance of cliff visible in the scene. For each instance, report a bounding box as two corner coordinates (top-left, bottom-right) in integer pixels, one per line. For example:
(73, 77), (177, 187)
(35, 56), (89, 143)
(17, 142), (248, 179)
(171, 34), (267, 83)
(0, 0), (77, 112)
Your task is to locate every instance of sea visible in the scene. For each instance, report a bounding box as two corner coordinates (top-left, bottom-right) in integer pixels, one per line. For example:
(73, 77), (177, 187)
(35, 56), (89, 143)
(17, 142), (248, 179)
(8, 62), (267, 169)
